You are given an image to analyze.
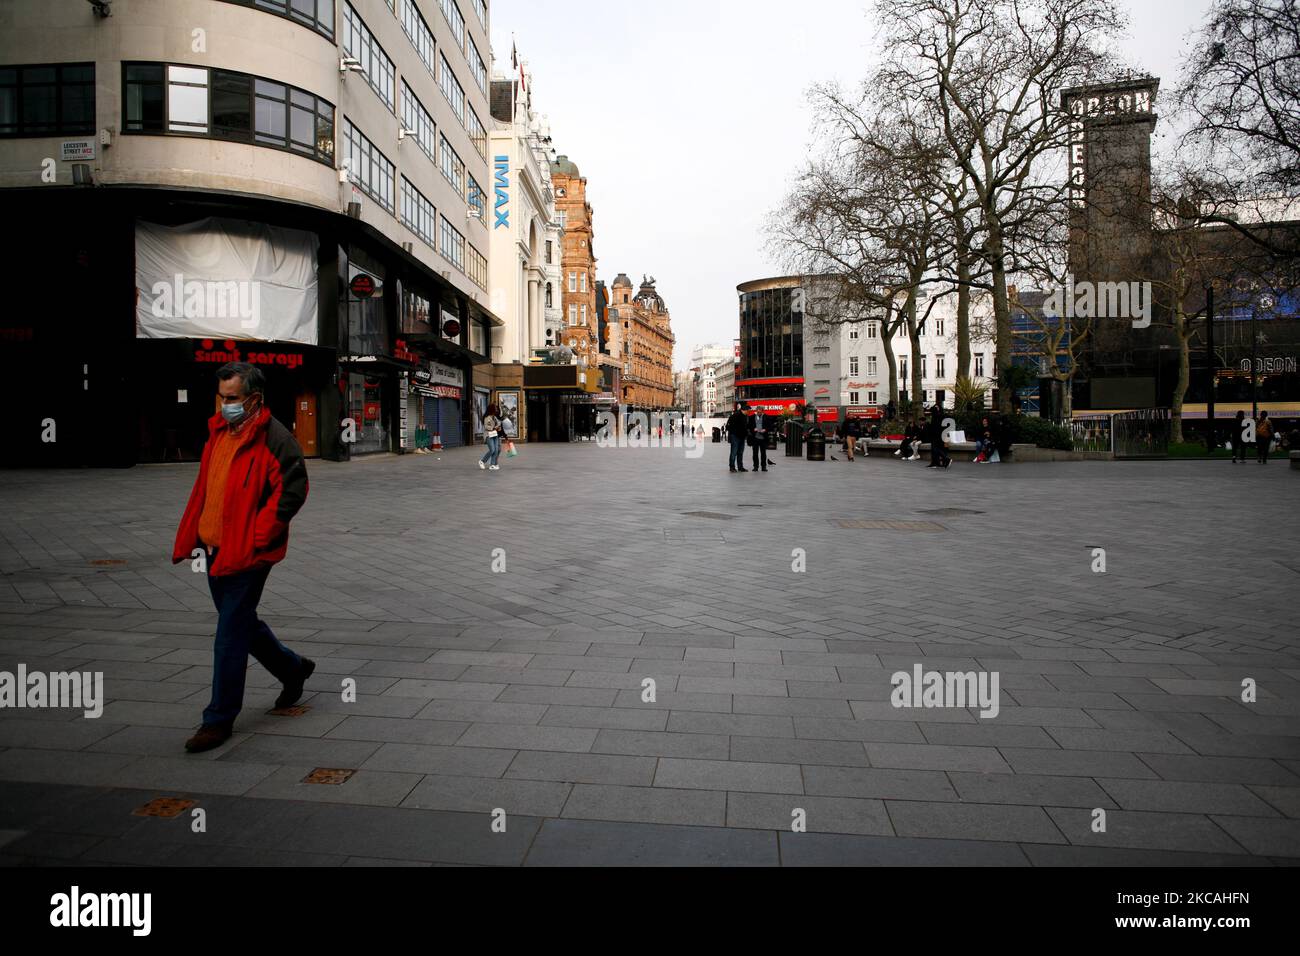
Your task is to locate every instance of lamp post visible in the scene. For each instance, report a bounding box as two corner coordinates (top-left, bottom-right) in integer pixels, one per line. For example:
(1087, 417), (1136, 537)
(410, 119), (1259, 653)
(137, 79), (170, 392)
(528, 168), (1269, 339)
(1205, 284), (1215, 451)
(1253, 293), (1277, 421)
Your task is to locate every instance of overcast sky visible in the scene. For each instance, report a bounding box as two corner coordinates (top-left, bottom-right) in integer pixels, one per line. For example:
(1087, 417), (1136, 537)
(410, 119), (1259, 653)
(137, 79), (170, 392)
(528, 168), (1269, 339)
(489, 0), (1215, 370)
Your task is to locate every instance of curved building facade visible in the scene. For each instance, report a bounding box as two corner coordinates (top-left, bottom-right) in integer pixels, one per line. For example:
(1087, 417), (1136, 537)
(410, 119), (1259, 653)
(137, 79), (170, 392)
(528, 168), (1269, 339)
(1, 0), (500, 465)
(736, 276), (807, 415)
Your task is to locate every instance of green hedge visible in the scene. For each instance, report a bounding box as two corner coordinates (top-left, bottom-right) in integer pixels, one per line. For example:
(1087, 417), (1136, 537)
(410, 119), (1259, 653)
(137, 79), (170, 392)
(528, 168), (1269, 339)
(880, 411), (1073, 450)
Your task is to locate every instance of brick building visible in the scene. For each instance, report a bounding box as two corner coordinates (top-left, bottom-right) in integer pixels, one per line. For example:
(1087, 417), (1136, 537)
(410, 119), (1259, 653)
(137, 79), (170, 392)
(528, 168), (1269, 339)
(610, 274), (676, 415)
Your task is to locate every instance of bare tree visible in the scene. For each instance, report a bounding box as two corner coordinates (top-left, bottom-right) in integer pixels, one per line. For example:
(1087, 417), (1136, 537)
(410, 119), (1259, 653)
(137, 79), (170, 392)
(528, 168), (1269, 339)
(769, 87), (948, 411)
(1180, 0), (1300, 195)
(876, 0), (1125, 412)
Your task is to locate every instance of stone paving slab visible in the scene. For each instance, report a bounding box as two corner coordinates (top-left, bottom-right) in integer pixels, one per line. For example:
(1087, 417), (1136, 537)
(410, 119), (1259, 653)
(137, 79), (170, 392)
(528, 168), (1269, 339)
(1, 447), (1298, 864)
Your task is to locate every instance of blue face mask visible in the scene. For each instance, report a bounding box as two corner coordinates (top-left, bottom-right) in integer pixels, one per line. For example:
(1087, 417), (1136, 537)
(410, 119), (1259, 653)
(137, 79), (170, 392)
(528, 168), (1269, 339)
(221, 398), (254, 425)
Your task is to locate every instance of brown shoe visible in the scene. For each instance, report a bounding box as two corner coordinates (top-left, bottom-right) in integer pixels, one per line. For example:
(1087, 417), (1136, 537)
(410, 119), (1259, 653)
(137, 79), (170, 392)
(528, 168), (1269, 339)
(184, 724), (233, 754)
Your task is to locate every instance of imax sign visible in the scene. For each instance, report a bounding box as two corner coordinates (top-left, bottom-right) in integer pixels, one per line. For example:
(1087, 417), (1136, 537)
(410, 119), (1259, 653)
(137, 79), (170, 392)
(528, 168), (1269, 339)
(494, 155), (510, 229)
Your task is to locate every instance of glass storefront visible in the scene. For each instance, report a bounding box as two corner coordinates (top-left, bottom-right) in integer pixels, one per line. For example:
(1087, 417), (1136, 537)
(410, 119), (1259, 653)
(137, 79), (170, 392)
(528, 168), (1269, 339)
(347, 371), (388, 455)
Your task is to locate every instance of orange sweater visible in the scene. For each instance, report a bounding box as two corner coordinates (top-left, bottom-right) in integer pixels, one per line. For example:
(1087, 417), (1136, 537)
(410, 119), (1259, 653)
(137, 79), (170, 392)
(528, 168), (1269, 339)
(198, 429), (242, 548)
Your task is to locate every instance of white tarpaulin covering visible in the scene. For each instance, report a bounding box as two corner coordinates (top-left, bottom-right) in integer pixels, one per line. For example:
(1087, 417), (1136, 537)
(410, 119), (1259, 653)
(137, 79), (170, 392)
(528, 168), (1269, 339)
(135, 217), (319, 345)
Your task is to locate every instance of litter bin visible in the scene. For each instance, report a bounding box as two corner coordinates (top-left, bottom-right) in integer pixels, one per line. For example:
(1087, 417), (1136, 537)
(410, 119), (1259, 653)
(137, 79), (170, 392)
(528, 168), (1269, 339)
(806, 427), (827, 462)
(785, 420), (803, 456)
(712, 427), (722, 443)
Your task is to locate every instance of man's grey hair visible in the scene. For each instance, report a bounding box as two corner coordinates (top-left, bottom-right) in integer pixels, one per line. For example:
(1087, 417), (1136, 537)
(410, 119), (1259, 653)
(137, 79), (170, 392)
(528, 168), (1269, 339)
(216, 362), (266, 398)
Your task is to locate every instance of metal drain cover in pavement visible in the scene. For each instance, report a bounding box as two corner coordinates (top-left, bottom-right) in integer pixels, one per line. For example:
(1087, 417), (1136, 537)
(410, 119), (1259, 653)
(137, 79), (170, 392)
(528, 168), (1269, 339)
(832, 519), (948, 532)
(303, 768), (355, 785)
(133, 798), (196, 818)
(681, 512), (738, 520)
(917, 508), (985, 517)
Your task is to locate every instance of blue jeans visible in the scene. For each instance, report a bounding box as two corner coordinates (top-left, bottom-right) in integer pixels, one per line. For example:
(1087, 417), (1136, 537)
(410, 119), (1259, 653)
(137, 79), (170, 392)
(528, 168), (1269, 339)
(204, 558), (301, 727)
(729, 434), (746, 470)
(481, 436), (501, 465)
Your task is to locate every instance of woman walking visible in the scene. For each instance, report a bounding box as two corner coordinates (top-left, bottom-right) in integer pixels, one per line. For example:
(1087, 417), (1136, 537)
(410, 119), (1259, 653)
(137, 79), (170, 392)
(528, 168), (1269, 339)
(479, 404), (505, 472)
(1256, 411), (1274, 464)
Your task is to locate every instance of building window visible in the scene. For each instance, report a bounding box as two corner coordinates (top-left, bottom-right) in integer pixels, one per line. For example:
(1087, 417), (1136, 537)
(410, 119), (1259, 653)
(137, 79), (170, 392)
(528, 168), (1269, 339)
(439, 133), (464, 193)
(900, 358), (908, 382)
(580, 305), (587, 325)
(217, 0), (335, 39)
(849, 357), (859, 376)
(545, 283), (553, 308)
(849, 328), (859, 340)
(867, 356), (877, 375)
(556, 210), (567, 231)
(0, 63), (95, 138)
(568, 273), (577, 293)
(439, 0), (466, 49)
(467, 173), (485, 221)
(467, 38), (487, 94)
(439, 54), (464, 125)
(400, 81), (436, 160)
(569, 305), (578, 326)
(467, 241), (487, 290)
(935, 318), (945, 337)
(868, 391), (878, 405)
(937, 355), (946, 378)
(440, 215), (465, 271)
(343, 3), (395, 111)
(469, 0), (487, 28)
(343, 118), (395, 212)
(849, 391), (859, 405)
(975, 354), (985, 377)
(398, 0), (436, 78)
(579, 273), (587, 293)
(867, 322), (878, 339)
(401, 286), (432, 335)
(124, 62), (333, 164)
(400, 176), (436, 247)
(166, 65), (208, 133)
(466, 105), (486, 160)
(920, 355), (928, 379)
(545, 240), (553, 264)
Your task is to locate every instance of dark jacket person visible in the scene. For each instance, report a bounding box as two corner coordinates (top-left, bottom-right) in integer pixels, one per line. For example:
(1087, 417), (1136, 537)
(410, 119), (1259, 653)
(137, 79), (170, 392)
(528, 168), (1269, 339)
(726, 404), (749, 472)
(172, 362), (314, 753)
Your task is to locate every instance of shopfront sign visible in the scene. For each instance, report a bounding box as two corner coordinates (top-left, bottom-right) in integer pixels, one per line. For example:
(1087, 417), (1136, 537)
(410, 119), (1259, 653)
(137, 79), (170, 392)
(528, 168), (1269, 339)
(393, 338), (419, 365)
(429, 360), (464, 388)
(350, 274), (377, 298)
(193, 339), (305, 370)
(494, 155), (510, 229)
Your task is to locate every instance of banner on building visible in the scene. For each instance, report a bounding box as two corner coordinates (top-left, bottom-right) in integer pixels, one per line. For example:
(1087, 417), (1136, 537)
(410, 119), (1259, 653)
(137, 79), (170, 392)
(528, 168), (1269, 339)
(135, 217), (319, 345)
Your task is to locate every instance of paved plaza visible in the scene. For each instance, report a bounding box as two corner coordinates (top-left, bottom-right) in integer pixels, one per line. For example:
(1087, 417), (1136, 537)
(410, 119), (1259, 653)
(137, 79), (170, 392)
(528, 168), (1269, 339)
(0, 442), (1297, 866)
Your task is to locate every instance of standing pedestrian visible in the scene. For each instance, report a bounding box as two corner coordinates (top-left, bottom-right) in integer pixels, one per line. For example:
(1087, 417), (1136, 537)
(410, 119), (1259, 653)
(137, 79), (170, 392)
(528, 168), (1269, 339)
(843, 417), (862, 461)
(1231, 410), (1248, 463)
(726, 402), (749, 473)
(750, 411), (770, 473)
(172, 363), (313, 754)
(479, 404), (504, 471)
(1256, 411), (1274, 464)
(927, 406), (951, 469)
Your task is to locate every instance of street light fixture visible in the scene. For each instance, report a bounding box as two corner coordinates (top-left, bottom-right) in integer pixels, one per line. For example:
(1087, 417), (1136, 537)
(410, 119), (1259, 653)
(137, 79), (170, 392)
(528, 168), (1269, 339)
(1252, 292), (1277, 420)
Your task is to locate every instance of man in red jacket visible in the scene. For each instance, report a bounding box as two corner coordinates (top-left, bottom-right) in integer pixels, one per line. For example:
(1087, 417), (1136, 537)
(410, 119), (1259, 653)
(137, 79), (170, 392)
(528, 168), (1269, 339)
(173, 362), (314, 753)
